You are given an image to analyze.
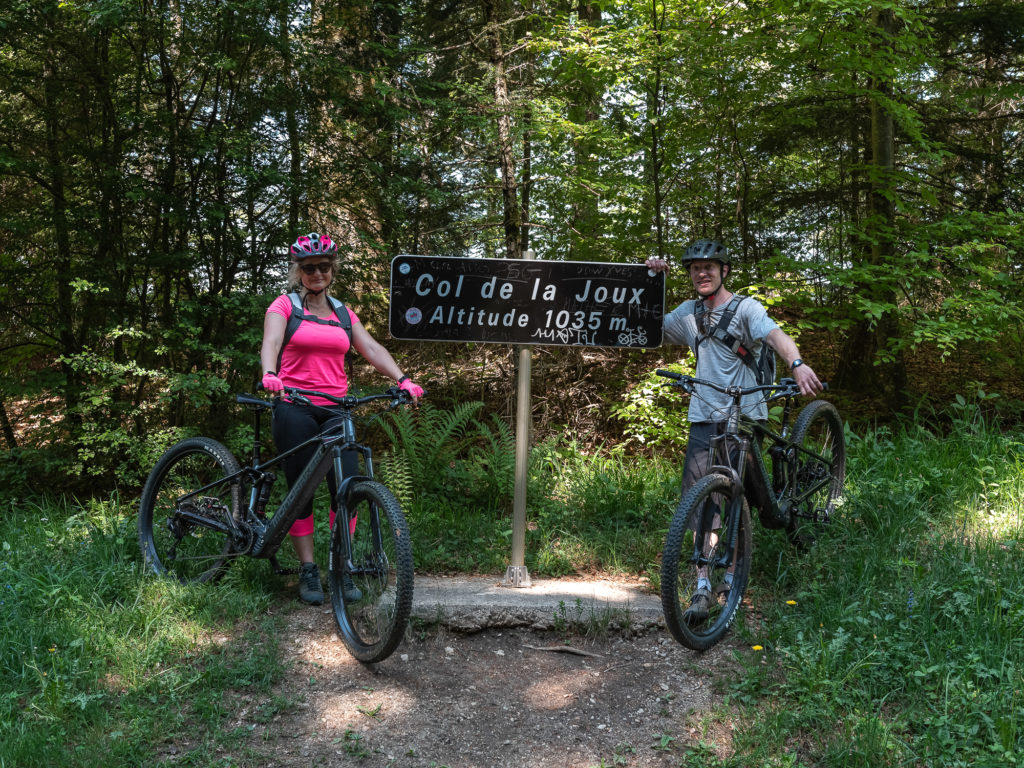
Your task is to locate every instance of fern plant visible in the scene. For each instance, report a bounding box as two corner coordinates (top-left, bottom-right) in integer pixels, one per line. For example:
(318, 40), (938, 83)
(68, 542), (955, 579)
(453, 412), (515, 507)
(377, 401), (487, 496)
(377, 452), (415, 507)
(377, 402), (516, 507)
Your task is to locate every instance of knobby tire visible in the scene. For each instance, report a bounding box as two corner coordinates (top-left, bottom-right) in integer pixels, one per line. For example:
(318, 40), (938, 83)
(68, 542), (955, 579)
(330, 480), (414, 663)
(786, 400), (846, 544)
(138, 437), (241, 584)
(661, 473), (752, 651)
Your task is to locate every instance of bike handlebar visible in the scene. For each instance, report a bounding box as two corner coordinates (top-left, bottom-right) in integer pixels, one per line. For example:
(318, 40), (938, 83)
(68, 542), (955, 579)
(654, 369), (817, 401)
(285, 385), (421, 409)
(238, 385), (421, 410)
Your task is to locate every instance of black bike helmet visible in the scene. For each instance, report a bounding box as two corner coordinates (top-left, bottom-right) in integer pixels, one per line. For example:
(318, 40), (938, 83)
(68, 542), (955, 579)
(680, 239), (730, 267)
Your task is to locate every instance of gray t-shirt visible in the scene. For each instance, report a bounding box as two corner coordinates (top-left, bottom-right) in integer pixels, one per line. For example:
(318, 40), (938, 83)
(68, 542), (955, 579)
(662, 295), (779, 422)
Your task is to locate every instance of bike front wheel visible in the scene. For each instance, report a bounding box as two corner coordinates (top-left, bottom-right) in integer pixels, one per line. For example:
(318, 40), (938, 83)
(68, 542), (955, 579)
(329, 480), (414, 663)
(661, 473), (752, 651)
(787, 400), (846, 540)
(138, 437), (241, 584)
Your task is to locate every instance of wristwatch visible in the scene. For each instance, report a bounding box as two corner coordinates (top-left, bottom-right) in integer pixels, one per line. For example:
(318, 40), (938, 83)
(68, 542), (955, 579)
(790, 359), (804, 371)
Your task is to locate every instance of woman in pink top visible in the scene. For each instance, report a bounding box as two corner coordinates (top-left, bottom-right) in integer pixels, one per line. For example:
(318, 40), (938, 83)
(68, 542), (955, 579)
(259, 232), (424, 605)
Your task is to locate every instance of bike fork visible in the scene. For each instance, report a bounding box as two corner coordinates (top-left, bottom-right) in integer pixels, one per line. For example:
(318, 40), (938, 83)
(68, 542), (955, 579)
(691, 486), (742, 575)
(331, 447), (357, 576)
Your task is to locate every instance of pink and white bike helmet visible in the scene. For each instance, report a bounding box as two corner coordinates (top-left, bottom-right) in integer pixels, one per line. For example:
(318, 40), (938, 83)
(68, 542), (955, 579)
(289, 232), (338, 260)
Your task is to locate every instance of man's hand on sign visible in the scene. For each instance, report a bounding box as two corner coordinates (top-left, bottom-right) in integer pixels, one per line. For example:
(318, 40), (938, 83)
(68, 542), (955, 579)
(646, 258), (669, 274)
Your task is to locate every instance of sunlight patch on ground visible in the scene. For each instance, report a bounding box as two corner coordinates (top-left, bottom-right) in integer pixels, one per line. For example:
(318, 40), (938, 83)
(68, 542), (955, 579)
(523, 670), (600, 711)
(316, 686), (419, 721)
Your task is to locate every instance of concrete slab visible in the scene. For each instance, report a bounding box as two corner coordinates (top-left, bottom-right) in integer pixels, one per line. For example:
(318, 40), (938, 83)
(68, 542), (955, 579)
(411, 574), (665, 634)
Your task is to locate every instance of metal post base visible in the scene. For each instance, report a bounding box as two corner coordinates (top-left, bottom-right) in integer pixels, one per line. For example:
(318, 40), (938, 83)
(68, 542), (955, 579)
(502, 565), (532, 588)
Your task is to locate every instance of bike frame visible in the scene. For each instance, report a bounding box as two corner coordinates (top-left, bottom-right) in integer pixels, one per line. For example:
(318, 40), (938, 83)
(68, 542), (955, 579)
(676, 376), (833, 572)
(174, 392), (384, 563)
(707, 381), (835, 514)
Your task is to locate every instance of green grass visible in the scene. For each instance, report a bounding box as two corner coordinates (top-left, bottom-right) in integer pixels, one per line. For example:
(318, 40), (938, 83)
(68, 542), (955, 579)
(0, 496), (287, 767)
(719, 406), (1024, 767)
(2, 400), (1022, 765)
(404, 436), (679, 578)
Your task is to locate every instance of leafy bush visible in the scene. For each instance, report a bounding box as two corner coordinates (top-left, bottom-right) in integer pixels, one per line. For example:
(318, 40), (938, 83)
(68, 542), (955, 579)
(610, 362), (692, 451)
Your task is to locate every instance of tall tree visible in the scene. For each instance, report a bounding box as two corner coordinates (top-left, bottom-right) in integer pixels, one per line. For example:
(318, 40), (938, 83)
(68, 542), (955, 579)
(481, 0), (523, 258)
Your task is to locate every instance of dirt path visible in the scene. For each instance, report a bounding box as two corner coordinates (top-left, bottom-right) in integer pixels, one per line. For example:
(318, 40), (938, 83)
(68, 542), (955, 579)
(226, 605), (740, 767)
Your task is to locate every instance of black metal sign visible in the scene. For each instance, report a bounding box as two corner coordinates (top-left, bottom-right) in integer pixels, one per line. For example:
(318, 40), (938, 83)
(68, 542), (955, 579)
(389, 255), (664, 348)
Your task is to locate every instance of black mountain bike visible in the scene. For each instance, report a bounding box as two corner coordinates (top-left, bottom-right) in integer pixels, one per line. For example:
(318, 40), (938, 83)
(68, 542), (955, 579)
(138, 386), (416, 664)
(656, 370), (845, 651)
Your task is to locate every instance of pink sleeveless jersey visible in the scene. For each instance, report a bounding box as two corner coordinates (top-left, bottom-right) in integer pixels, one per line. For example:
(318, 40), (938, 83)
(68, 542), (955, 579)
(267, 294), (360, 404)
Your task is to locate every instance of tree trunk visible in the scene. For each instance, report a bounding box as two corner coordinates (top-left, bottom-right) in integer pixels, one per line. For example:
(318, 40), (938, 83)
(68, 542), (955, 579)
(0, 397), (16, 450)
(835, 7), (907, 404)
(42, 36), (82, 427)
(647, 0), (665, 260)
(567, 0), (602, 260)
(482, 0), (521, 259)
(520, 0), (536, 253)
(280, 0), (301, 236)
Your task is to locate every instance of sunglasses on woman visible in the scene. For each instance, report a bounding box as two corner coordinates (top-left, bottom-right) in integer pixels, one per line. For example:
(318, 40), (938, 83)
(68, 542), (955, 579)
(300, 262), (333, 275)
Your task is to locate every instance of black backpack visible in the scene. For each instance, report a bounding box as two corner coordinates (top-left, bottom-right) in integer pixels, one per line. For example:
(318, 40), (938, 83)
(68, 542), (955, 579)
(277, 292), (353, 373)
(692, 295), (776, 385)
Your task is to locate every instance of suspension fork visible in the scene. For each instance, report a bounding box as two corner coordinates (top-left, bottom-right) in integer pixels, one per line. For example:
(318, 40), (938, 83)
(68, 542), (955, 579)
(721, 435), (750, 568)
(330, 443), (384, 575)
(698, 432), (748, 571)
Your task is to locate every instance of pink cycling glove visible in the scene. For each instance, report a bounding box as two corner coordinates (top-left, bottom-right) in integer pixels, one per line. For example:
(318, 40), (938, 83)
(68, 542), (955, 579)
(262, 372), (284, 392)
(398, 378), (424, 399)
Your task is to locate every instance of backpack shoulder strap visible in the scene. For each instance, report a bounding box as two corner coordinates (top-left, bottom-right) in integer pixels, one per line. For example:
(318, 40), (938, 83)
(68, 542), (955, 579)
(326, 296), (352, 335)
(692, 295), (759, 373)
(277, 292), (354, 371)
(713, 295), (757, 370)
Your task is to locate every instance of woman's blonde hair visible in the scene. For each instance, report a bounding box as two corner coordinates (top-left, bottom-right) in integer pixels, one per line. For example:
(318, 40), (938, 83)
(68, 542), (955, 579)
(287, 253), (341, 292)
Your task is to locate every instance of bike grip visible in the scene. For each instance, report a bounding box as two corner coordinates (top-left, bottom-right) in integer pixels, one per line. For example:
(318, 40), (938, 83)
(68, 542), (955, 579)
(400, 387), (427, 401)
(655, 368), (682, 380)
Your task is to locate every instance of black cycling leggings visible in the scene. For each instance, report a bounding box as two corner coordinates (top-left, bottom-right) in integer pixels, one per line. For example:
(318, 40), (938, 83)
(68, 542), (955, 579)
(272, 400), (360, 536)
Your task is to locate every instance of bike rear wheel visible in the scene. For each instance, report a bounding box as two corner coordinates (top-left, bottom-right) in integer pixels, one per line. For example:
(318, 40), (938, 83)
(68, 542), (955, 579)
(787, 400), (846, 541)
(329, 480), (414, 663)
(661, 473), (751, 651)
(138, 437), (241, 584)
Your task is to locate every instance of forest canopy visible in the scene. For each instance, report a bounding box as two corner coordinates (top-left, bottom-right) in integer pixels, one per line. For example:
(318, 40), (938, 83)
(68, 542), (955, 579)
(0, 0), (1022, 495)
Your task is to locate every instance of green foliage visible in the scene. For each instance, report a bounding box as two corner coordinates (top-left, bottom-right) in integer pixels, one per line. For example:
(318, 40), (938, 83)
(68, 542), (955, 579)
(62, 353), (183, 487)
(610, 361), (692, 451)
(733, 404), (1024, 766)
(3, 0), (1024, 486)
(522, 437), (678, 579)
(377, 402), (515, 508)
(0, 495), (285, 767)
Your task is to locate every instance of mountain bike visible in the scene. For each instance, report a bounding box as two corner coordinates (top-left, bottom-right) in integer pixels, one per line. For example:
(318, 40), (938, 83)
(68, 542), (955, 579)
(138, 385), (416, 664)
(655, 370), (845, 651)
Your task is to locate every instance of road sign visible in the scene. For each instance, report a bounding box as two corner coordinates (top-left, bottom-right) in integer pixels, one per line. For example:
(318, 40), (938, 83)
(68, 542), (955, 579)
(389, 255), (664, 348)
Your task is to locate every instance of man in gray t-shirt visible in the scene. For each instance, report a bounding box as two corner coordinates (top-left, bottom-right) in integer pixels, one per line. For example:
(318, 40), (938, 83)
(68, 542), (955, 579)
(646, 239), (823, 624)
